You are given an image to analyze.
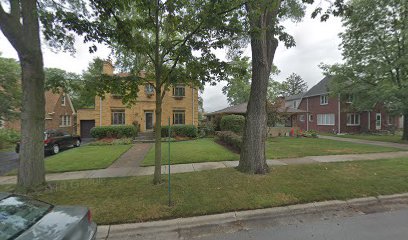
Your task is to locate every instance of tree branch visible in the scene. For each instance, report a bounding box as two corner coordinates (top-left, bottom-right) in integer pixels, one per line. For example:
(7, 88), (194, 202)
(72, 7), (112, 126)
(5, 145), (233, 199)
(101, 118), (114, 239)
(10, 0), (21, 21)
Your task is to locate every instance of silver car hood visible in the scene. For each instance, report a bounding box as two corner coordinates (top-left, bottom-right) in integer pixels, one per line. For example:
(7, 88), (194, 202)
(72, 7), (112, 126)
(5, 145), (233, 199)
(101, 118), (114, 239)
(15, 205), (88, 240)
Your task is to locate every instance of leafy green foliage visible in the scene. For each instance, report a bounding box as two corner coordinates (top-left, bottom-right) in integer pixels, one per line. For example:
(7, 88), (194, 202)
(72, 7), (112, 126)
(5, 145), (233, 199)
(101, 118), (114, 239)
(220, 115), (246, 134)
(0, 56), (21, 122)
(90, 125), (138, 139)
(215, 131), (242, 152)
(325, 0), (408, 138)
(0, 128), (20, 149)
(281, 73), (308, 96)
(161, 125), (198, 138)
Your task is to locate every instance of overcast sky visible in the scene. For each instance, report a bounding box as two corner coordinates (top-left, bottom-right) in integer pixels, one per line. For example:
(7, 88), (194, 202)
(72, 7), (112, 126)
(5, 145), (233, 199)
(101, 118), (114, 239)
(0, 4), (344, 113)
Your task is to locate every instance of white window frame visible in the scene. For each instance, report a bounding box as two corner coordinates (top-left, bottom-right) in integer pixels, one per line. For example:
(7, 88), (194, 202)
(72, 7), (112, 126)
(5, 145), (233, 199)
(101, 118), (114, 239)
(61, 95), (66, 106)
(60, 115), (71, 127)
(320, 95), (328, 105)
(298, 115), (305, 122)
(317, 114), (335, 126)
(111, 110), (126, 125)
(347, 113), (360, 126)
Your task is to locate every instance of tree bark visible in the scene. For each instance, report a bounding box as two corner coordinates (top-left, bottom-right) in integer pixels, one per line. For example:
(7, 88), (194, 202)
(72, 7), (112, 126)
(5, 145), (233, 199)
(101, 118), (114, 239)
(403, 113), (408, 141)
(238, 1), (280, 174)
(0, 0), (46, 191)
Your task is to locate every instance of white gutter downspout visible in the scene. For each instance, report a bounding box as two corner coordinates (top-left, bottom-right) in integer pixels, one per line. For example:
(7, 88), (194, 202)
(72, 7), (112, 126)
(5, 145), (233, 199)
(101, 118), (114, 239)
(192, 88), (194, 125)
(99, 97), (103, 126)
(338, 94), (341, 134)
(306, 98), (309, 131)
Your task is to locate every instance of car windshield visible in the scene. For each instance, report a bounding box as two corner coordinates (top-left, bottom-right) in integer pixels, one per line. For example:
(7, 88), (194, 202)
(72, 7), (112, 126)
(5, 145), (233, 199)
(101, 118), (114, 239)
(0, 195), (52, 240)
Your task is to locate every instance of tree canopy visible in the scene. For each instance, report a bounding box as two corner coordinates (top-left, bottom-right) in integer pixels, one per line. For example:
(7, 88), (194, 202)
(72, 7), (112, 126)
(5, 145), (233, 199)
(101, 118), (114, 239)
(0, 55), (21, 123)
(281, 73), (308, 96)
(326, 0), (408, 139)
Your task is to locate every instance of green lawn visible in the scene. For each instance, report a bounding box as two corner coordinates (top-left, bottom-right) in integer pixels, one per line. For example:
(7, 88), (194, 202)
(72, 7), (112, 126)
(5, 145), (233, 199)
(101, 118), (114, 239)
(331, 134), (408, 144)
(143, 137), (400, 166)
(266, 137), (400, 159)
(43, 145), (132, 173)
(2, 158), (408, 225)
(142, 138), (239, 166)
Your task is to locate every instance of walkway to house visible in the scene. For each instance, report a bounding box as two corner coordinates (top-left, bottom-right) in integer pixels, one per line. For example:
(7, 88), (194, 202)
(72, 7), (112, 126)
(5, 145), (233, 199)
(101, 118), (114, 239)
(319, 135), (408, 150)
(1, 150), (408, 185)
(109, 143), (153, 168)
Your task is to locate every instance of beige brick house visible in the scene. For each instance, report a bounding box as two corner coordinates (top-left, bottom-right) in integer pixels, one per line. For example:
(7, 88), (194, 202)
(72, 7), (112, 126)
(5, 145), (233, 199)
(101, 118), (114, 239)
(76, 62), (199, 138)
(2, 91), (76, 133)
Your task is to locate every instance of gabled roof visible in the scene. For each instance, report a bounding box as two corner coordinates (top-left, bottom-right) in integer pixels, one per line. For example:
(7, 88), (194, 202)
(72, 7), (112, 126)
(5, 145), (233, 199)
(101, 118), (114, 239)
(207, 102), (248, 115)
(285, 92), (305, 101)
(44, 91), (76, 115)
(303, 76), (332, 98)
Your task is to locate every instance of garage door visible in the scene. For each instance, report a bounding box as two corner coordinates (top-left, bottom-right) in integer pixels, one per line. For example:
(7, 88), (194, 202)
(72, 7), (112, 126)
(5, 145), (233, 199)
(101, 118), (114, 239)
(80, 120), (95, 138)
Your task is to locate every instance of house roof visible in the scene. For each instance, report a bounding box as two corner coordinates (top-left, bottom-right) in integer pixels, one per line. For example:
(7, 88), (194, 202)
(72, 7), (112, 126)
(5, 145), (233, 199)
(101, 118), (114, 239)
(206, 102), (306, 116)
(44, 90), (76, 115)
(44, 91), (61, 114)
(303, 76), (332, 98)
(285, 92), (305, 101)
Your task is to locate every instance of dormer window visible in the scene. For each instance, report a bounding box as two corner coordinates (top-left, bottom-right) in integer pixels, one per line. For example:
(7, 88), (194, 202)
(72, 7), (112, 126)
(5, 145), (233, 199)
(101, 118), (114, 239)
(173, 85), (185, 97)
(145, 83), (155, 96)
(320, 95), (328, 105)
(61, 95), (66, 106)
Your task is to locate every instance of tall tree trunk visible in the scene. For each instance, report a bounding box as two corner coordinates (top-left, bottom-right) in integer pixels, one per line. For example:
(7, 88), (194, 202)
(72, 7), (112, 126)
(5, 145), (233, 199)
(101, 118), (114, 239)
(153, 88), (162, 184)
(403, 113), (408, 141)
(17, 55), (46, 191)
(238, 1), (280, 174)
(0, 0), (47, 191)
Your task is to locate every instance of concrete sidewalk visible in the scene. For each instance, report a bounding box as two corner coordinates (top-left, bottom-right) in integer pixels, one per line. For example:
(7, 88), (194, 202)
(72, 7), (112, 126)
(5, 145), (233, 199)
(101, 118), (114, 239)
(1, 150), (408, 185)
(319, 135), (408, 150)
(96, 193), (408, 240)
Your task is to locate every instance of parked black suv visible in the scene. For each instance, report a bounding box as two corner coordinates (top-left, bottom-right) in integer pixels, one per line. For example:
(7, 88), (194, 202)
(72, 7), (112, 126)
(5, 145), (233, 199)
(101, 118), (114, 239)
(16, 130), (81, 155)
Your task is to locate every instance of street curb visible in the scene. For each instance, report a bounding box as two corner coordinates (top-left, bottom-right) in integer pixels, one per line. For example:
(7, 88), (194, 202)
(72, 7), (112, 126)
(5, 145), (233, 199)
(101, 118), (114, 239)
(97, 192), (408, 239)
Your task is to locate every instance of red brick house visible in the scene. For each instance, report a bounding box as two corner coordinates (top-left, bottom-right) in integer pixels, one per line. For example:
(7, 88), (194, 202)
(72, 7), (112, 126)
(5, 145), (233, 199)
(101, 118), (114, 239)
(293, 76), (402, 133)
(2, 91), (76, 133)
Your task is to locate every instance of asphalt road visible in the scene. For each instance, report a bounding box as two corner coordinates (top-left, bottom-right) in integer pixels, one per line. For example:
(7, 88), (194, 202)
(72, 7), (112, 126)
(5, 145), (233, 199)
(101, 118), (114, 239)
(199, 208), (408, 240)
(0, 151), (18, 176)
(0, 138), (94, 176)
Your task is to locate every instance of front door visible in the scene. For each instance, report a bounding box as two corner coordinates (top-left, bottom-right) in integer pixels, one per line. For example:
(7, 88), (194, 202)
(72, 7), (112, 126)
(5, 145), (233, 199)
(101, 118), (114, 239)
(145, 112), (153, 131)
(376, 113), (382, 130)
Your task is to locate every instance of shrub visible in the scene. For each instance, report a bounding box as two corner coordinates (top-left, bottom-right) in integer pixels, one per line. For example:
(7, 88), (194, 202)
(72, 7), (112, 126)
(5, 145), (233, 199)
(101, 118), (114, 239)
(220, 115), (245, 134)
(161, 125), (198, 138)
(215, 131), (242, 152)
(89, 138), (134, 146)
(90, 125), (138, 139)
(198, 122), (215, 137)
(0, 129), (20, 149)
(303, 130), (318, 138)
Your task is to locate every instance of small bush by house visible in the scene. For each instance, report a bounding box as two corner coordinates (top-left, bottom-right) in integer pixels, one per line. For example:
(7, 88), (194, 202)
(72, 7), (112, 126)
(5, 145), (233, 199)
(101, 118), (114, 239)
(215, 131), (242, 152)
(0, 129), (20, 149)
(90, 125), (138, 139)
(161, 125), (198, 138)
(220, 115), (245, 134)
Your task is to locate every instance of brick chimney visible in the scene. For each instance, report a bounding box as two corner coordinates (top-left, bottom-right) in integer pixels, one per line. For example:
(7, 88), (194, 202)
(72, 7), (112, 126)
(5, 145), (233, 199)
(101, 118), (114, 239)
(102, 60), (114, 76)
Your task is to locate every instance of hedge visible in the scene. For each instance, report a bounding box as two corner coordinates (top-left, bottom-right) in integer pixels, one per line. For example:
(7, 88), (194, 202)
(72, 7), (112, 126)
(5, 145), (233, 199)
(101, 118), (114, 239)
(90, 125), (138, 139)
(215, 131), (242, 152)
(0, 129), (20, 149)
(220, 115), (245, 134)
(161, 125), (198, 138)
